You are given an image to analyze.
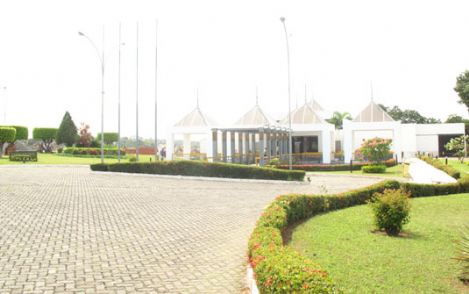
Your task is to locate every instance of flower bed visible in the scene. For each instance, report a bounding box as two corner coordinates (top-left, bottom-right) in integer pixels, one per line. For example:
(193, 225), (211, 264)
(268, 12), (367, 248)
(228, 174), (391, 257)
(63, 147), (126, 157)
(90, 160), (305, 181)
(248, 175), (469, 292)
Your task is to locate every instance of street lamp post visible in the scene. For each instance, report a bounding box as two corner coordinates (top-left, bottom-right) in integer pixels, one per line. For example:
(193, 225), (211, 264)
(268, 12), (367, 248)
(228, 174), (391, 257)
(154, 20), (158, 162)
(79, 27), (105, 164)
(135, 23), (140, 162)
(280, 17), (293, 170)
(117, 23), (123, 163)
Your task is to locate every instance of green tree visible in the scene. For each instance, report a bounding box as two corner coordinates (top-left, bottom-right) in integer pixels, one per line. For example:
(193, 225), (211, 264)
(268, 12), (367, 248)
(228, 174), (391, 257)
(380, 105), (441, 124)
(33, 128), (58, 153)
(56, 111), (77, 146)
(445, 114), (465, 123)
(96, 132), (119, 145)
(0, 127), (16, 157)
(454, 70), (469, 111)
(445, 135), (468, 162)
(326, 111), (352, 129)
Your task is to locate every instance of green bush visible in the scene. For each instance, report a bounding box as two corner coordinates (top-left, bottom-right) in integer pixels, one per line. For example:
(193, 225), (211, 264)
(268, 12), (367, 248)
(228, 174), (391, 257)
(419, 156), (460, 179)
(96, 132), (119, 144)
(362, 164), (387, 173)
(248, 175), (469, 292)
(368, 189), (411, 236)
(63, 147), (125, 157)
(89, 163), (108, 171)
(128, 156), (137, 162)
(0, 125), (28, 141)
(0, 127), (16, 157)
(454, 226), (469, 283)
(277, 159), (397, 172)
(269, 158), (280, 166)
(90, 160), (305, 181)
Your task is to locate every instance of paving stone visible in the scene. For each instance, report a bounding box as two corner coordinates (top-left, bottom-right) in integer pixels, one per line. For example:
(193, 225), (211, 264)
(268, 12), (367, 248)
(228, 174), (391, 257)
(0, 165), (379, 292)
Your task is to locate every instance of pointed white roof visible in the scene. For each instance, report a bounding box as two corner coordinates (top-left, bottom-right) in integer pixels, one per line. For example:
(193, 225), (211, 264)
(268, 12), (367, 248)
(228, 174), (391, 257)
(353, 101), (394, 122)
(309, 100), (324, 112)
(235, 104), (277, 126)
(174, 106), (217, 127)
(281, 102), (326, 124)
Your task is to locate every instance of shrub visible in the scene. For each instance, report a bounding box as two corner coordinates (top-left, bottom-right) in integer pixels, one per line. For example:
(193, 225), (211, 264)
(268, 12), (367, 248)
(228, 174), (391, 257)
(419, 156), (460, 179)
(0, 127), (16, 157)
(128, 156), (137, 162)
(96, 132), (119, 145)
(269, 158), (280, 166)
(90, 160), (306, 181)
(33, 128), (58, 153)
(454, 226), (469, 283)
(368, 189), (411, 236)
(63, 147), (125, 157)
(0, 125), (28, 141)
(362, 164), (387, 173)
(356, 137), (393, 163)
(89, 163), (108, 171)
(277, 159), (397, 172)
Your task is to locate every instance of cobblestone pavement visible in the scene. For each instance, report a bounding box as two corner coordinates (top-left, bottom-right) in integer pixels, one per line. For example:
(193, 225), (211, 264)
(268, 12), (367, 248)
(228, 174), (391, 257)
(0, 165), (380, 293)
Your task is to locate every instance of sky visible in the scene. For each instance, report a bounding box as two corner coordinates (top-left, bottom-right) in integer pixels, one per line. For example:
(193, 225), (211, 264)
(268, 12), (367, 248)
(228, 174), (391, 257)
(0, 0), (469, 139)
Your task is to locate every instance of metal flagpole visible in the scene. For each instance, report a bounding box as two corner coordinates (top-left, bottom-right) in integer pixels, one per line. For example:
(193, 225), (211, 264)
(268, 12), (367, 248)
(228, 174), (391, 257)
(118, 22), (122, 163)
(136, 22), (140, 162)
(154, 20), (159, 162)
(280, 17), (292, 170)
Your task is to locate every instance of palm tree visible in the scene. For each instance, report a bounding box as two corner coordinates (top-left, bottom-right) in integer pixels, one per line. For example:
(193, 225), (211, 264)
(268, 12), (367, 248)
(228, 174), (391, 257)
(326, 111), (352, 129)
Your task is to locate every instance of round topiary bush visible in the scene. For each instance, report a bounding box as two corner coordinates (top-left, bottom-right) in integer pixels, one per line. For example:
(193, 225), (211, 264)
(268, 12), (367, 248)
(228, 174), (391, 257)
(368, 188), (411, 236)
(0, 127), (16, 157)
(362, 164), (387, 173)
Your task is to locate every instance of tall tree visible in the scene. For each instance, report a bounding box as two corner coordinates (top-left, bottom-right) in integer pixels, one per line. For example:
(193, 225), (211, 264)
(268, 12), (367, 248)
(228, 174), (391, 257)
(379, 105), (441, 124)
(326, 111), (352, 129)
(56, 111), (78, 146)
(445, 114), (465, 123)
(454, 70), (469, 112)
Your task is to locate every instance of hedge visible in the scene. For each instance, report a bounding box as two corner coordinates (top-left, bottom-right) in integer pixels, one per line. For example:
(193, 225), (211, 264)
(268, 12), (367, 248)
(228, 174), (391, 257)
(248, 176), (469, 293)
(64, 147), (126, 157)
(90, 160), (305, 181)
(96, 132), (119, 144)
(419, 155), (460, 179)
(362, 164), (387, 173)
(0, 125), (28, 141)
(277, 158), (397, 172)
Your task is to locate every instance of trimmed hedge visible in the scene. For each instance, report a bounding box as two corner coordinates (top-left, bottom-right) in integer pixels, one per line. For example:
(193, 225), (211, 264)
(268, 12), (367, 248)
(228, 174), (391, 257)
(362, 164), (386, 173)
(64, 147), (126, 157)
(90, 160), (305, 181)
(419, 156), (460, 179)
(277, 158), (397, 172)
(248, 176), (469, 293)
(0, 125), (28, 140)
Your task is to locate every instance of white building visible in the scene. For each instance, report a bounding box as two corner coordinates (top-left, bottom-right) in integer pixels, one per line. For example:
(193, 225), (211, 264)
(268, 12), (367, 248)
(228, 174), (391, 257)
(167, 98), (464, 165)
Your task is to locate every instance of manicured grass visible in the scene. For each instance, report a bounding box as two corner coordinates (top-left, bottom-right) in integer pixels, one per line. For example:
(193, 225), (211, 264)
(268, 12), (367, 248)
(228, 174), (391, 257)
(0, 153), (156, 165)
(439, 158), (469, 175)
(313, 163), (408, 178)
(289, 194), (469, 293)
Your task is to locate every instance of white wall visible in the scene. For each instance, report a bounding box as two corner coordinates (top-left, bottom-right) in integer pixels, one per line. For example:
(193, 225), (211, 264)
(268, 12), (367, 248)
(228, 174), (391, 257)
(416, 135), (439, 155)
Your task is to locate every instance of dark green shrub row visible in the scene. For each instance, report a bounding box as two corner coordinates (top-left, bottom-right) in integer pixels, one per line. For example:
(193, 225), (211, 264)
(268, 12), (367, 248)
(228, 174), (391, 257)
(362, 164), (387, 173)
(90, 160), (305, 181)
(277, 158), (396, 172)
(64, 147), (126, 156)
(249, 176), (469, 293)
(419, 155), (460, 179)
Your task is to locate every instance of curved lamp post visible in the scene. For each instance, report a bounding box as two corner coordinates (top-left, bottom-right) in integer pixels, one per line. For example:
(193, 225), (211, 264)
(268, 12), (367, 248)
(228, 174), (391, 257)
(280, 17), (293, 170)
(79, 28), (105, 164)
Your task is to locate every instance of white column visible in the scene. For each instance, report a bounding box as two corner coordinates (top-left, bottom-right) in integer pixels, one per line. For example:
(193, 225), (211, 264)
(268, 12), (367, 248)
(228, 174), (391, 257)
(222, 131), (227, 162)
(322, 129), (331, 164)
(230, 131), (236, 163)
(166, 132), (174, 160)
(343, 123), (353, 163)
(259, 129), (265, 166)
(212, 129), (218, 162)
(206, 130), (213, 162)
(183, 133), (191, 160)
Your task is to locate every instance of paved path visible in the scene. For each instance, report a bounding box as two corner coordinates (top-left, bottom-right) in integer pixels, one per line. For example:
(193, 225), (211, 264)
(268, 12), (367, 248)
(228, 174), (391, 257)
(0, 166), (380, 293)
(407, 158), (457, 184)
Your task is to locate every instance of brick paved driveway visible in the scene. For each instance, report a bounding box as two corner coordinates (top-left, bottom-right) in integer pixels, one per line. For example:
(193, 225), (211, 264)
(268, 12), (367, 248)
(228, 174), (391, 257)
(0, 166), (380, 293)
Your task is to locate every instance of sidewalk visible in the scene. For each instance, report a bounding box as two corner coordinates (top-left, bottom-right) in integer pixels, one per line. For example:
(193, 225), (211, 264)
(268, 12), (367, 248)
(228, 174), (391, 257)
(407, 158), (457, 184)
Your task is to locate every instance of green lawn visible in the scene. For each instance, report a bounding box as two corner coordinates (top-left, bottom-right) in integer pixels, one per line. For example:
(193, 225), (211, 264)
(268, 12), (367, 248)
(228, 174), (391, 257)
(289, 194), (469, 294)
(0, 153), (156, 165)
(439, 158), (469, 174)
(313, 163), (408, 178)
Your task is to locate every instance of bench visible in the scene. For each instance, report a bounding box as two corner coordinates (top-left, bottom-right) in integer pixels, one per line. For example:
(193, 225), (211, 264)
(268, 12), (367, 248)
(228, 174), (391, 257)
(9, 151), (38, 162)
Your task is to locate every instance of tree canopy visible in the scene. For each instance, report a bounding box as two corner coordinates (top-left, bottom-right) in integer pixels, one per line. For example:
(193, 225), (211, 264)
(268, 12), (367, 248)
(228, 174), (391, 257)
(33, 128), (58, 152)
(454, 70), (469, 112)
(379, 105), (441, 124)
(0, 127), (17, 157)
(56, 111), (77, 146)
(0, 125), (28, 141)
(96, 132), (119, 145)
(326, 111), (352, 129)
